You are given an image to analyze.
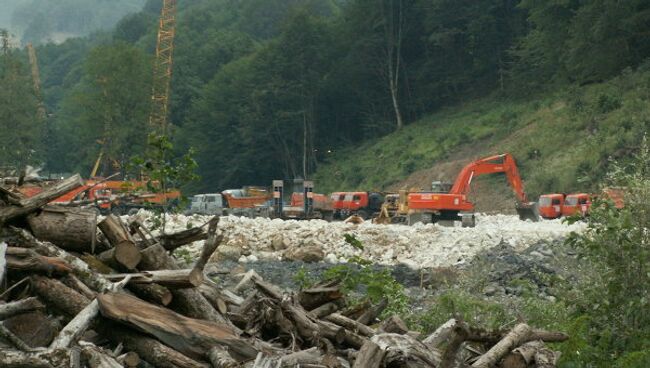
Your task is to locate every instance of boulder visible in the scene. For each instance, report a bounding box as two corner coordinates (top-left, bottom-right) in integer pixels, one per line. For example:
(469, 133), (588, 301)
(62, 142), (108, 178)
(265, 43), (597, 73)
(284, 246), (324, 263)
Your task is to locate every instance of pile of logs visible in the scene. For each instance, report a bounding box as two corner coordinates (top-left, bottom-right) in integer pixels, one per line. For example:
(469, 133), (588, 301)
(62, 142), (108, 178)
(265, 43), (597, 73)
(0, 174), (569, 368)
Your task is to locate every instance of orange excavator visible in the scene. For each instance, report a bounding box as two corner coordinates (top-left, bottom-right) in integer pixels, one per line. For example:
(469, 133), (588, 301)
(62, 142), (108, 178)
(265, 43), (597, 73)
(407, 153), (539, 227)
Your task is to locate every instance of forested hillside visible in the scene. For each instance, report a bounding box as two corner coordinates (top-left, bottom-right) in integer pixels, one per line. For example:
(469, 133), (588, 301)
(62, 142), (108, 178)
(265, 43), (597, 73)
(1, 0), (649, 193)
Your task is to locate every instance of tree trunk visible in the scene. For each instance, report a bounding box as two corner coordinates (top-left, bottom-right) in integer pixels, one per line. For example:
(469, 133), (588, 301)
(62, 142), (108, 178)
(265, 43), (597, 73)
(27, 206), (97, 253)
(0, 297), (44, 320)
(5, 247), (72, 275)
(352, 340), (385, 368)
(97, 215), (141, 270)
(0, 174), (83, 224)
(139, 243), (235, 328)
(472, 323), (532, 368)
(104, 269), (203, 289)
(97, 292), (257, 362)
(207, 346), (237, 368)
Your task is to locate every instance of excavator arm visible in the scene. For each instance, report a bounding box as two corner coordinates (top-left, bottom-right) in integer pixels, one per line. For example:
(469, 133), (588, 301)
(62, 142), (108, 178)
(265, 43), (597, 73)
(450, 154), (539, 221)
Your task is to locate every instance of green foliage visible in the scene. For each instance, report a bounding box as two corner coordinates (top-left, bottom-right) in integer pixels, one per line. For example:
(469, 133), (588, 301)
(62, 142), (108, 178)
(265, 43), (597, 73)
(323, 255), (408, 316)
(0, 40), (42, 170)
(293, 266), (316, 290)
(563, 137), (650, 365)
(52, 42), (151, 175)
(343, 234), (363, 250)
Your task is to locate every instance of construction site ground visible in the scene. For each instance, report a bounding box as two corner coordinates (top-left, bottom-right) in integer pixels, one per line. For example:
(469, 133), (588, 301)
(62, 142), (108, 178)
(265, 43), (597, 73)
(131, 212), (586, 318)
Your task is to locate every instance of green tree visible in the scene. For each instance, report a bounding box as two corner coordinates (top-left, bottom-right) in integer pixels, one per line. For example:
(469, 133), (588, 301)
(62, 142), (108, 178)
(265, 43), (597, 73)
(0, 36), (42, 171)
(53, 42), (151, 176)
(566, 137), (650, 364)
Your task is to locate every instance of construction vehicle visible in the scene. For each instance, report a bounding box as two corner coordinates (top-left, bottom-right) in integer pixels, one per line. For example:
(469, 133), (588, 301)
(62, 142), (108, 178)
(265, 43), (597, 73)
(561, 193), (591, 217)
(538, 193), (566, 219)
(332, 191), (385, 220)
(187, 193), (271, 218)
(272, 180), (334, 220)
(374, 190), (410, 224)
(538, 188), (624, 219)
(406, 153), (539, 227)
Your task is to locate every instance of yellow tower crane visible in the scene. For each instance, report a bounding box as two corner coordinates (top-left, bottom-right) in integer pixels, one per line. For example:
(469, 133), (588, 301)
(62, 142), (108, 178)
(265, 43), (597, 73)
(149, 0), (177, 136)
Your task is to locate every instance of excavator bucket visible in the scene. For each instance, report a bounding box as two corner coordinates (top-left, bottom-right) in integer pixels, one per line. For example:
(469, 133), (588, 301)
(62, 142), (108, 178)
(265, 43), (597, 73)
(516, 201), (540, 222)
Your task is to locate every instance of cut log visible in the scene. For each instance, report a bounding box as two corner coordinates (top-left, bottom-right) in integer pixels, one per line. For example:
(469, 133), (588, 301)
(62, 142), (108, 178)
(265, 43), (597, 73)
(104, 269), (203, 289)
(31, 276), (91, 317)
(12, 228), (114, 293)
(372, 333), (441, 367)
(27, 206), (97, 252)
(61, 275), (96, 300)
(378, 315), (409, 335)
(97, 242), (142, 271)
(80, 254), (172, 306)
(356, 298), (388, 325)
(472, 323), (532, 368)
(0, 323), (34, 351)
(49, 299), (99, 349)
(116, 351), (140, 367)
(97, 215), (141, 270)
(80, 344), (122, 368)
(30, 273), (207, 368)
(98, 215), (134, 247)
(207, 345), (238, 368)
(352, 340), (385, 368)
(298, 282), (344, 311)
(325, 313), (376, 337)
(0, 174), (83, 224)
(139, 243), (233, 326)
(190, 217), (221, 277)
(97, 292), (258, 362)
(280, 347), (322, 366)
(199, 284), (229, 314)
(158, 227), (208, 251)
(3, 310), (58, 348)
(309, 302), (338, 318)
(0, 349), (56, 368)
(5, 247), (72, 275)
(0, 297), (44, 320)
(97, 324), (210, 368)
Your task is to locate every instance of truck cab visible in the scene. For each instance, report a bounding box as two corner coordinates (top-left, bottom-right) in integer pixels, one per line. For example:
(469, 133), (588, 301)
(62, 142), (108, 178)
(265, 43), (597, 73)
(334, 191), (384, 219)
(562, 193), (591, 217)
(538, 194), (565, 219)
(188, 194), (224, 215)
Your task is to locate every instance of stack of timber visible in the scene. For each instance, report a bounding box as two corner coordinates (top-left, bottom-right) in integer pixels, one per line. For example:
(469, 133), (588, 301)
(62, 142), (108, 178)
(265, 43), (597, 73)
(0, 174), (568, 367)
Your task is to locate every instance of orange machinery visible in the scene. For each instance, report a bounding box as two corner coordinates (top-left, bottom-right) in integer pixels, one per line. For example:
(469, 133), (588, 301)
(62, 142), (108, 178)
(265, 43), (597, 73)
(407, 153), (539, 227)
(331, 191), (384, 219)
(538, 193), (566, 219)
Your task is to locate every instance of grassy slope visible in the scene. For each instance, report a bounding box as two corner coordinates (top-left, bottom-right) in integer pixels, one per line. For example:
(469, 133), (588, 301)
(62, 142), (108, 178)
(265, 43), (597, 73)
(314, 66), (650, 206)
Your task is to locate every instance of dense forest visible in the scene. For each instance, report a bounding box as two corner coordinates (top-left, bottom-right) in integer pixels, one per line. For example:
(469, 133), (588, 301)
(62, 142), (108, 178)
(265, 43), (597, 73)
(1, 0), (649, 193)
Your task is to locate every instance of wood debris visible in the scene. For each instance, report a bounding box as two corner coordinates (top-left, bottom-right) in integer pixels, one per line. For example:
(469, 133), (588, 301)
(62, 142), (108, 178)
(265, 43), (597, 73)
(0, 174), (568, 367)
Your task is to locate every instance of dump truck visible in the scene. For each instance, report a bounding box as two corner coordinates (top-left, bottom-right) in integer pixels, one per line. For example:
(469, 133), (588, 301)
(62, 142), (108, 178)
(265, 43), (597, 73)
(331, 191), (385, 220)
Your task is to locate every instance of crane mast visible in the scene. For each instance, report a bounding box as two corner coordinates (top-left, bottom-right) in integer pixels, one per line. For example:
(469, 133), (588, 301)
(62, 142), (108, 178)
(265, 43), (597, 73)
(149, 0), (177, 136)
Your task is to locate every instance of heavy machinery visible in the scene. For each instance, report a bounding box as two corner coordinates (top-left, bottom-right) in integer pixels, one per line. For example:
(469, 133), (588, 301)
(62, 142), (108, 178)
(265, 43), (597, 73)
(406, 153), (539, 227)
(331, 191), (384, 220)
(538, 193), (565, 219)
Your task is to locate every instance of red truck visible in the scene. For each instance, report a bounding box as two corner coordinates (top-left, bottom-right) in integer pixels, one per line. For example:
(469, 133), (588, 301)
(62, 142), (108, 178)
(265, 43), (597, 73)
(332, 191), (384, 220)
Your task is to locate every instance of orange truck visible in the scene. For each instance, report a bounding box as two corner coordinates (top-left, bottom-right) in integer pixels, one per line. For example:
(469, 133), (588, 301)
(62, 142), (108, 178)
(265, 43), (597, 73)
(538, 188), (624, 219)
(331, 191), (385, 220)
(406, 153), (539, 227)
